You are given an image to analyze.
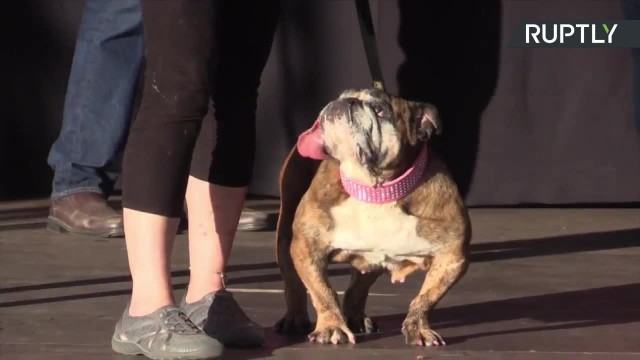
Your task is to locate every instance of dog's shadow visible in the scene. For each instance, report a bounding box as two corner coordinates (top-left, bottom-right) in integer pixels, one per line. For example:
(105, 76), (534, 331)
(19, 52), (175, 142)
(222, 330), (310, 360)
(359, 282), (640, 346)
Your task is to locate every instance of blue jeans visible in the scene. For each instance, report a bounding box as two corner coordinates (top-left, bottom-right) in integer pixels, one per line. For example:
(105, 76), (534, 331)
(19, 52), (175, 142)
(47, 0), (143, 200)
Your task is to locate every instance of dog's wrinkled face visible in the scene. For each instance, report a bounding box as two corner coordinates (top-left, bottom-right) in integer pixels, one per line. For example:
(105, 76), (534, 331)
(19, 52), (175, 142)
(298, 88), (441, 185)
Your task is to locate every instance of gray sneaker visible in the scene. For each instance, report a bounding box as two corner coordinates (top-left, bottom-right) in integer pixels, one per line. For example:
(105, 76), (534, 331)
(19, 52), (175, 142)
(181, 290), (265, 348)
(111, 304), (224, 359)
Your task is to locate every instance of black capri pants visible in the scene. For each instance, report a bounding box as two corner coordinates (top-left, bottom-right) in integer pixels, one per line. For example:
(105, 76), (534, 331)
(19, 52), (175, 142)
(121, 0), (280, 217)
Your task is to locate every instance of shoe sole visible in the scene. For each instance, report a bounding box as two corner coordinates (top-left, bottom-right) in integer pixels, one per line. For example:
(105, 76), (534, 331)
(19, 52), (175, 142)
(111, 336), (223, 360)
(46, 217), (125, 238)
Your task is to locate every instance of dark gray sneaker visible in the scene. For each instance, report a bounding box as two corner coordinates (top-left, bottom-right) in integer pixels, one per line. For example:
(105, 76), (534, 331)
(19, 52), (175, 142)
(111, 304), (224, 359)
(181, 290), (265, 348)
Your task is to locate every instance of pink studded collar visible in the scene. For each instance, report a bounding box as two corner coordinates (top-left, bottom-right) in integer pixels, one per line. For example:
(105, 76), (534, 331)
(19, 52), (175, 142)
(339, 144), (428, 204)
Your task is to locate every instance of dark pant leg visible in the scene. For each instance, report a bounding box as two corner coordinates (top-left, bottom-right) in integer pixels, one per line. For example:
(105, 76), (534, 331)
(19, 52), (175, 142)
(121, 0), (217, 217)
(189, 1), (280, 187)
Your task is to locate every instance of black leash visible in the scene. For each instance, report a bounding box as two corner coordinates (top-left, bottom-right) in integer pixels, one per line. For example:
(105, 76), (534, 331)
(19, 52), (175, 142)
(355, 0), (386, 91)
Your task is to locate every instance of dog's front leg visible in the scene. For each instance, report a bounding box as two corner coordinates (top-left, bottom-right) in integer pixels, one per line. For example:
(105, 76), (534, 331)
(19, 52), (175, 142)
(290, 237), (355, 344)
(402, 253), (468, 346)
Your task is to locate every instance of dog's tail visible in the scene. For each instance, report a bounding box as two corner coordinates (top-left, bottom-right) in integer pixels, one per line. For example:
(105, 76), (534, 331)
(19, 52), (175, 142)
(276, 145), (320, 269)
(275, 145), (320, 315)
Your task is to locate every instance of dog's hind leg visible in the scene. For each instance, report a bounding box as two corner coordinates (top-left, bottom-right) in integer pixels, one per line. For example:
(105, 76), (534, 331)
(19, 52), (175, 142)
(290, 236), (355, 345)
(343, 269), (382, 334)
(274, 147), (320, 335)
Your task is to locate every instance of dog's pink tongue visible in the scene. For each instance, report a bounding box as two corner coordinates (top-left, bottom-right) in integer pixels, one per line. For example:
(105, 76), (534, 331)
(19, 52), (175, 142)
(296, 119), (329, 160)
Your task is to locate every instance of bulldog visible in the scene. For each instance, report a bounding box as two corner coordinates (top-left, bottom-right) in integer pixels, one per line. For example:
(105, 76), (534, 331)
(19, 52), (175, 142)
(274, 88), (471, 347)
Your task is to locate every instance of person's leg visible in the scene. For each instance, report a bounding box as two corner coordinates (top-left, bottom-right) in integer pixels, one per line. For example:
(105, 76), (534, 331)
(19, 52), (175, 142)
(112, 0), (223, 358)
(121, 0), (216, 316)
(46, 0), (143, 237)
(179, 0), (280, 348)
(185, 0), (280, 301)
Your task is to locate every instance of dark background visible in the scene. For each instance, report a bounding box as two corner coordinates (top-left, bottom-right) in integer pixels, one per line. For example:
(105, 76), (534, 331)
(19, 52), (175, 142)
(3, 0), (639, 206)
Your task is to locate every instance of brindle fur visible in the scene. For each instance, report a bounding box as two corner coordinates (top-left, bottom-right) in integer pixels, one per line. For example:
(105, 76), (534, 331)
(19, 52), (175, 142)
(274, 89), (471, 346)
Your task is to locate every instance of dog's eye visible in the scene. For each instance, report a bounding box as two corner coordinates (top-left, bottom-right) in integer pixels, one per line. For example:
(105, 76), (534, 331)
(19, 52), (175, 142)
(372, 105), (385, 117)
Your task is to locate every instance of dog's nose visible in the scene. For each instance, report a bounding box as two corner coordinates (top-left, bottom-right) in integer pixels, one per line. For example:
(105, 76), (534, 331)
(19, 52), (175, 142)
(357, 146), (378, 167)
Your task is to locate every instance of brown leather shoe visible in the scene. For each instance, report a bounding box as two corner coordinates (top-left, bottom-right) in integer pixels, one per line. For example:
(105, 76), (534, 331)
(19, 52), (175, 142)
(47, 192), (125, 238)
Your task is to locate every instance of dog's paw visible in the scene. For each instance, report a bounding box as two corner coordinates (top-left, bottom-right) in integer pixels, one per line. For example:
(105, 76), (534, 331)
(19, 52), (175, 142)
(346, 313), (379, 334)
(401, 318), (446, 346)
(308, 324), (355, 345)
(274, 312), (312, 335)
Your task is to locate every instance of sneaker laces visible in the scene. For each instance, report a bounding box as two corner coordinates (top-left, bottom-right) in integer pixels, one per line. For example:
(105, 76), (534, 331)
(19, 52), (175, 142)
(164, 309), (201, 334)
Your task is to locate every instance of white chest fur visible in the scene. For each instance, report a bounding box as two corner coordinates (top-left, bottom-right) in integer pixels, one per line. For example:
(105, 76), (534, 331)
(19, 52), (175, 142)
(329, 197), (438, 270)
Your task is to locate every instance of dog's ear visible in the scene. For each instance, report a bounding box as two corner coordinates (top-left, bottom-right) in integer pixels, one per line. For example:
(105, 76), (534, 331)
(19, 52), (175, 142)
(392, 97), (442, 144)
(413, 101), (442, 140)
(403, 101), (442, 145)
